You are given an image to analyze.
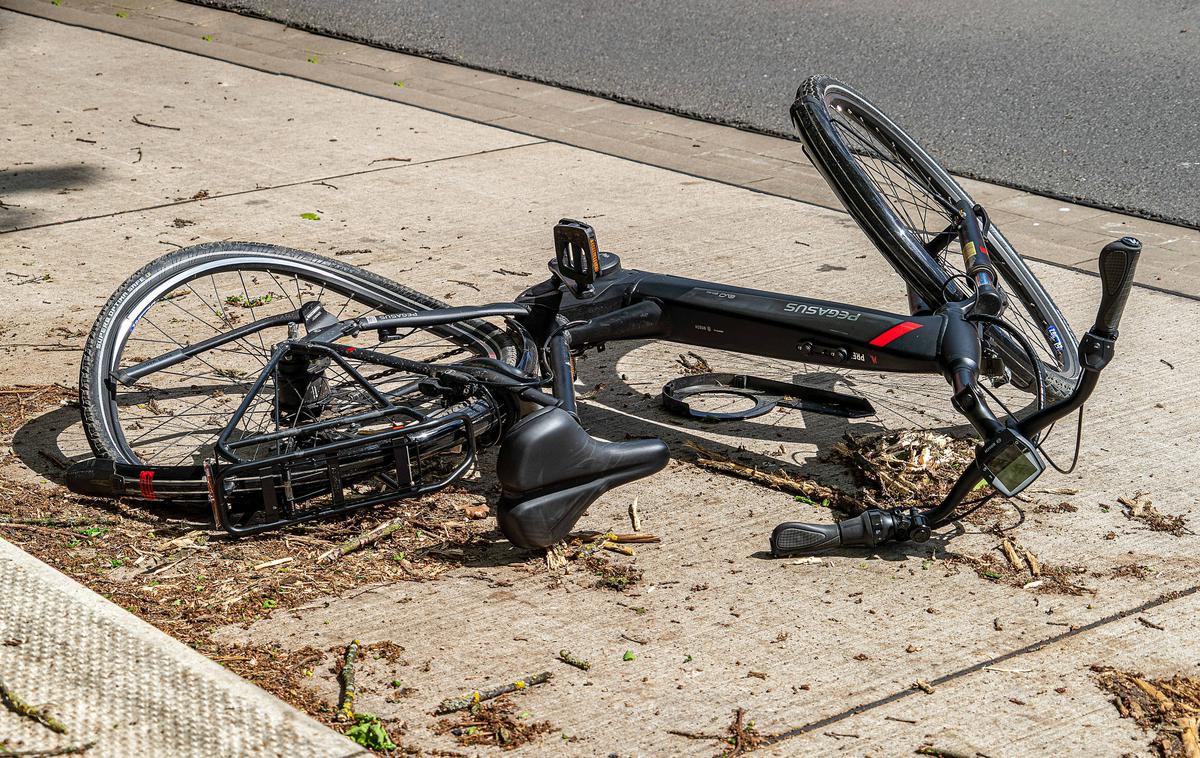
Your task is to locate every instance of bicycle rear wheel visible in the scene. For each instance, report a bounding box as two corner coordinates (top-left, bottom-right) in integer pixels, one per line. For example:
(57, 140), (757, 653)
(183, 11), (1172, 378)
(791, 75), (1079, 403)
(79, 242), (526, 485)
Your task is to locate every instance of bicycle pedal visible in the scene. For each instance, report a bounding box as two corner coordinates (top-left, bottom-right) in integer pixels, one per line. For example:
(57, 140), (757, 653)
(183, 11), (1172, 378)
(552, 219), (620, 297)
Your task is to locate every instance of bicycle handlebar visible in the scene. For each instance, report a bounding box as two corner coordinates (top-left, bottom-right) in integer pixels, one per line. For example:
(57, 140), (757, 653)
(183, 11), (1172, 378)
(1092, 237), (1141, 337)
(772, 236), (1142, 556)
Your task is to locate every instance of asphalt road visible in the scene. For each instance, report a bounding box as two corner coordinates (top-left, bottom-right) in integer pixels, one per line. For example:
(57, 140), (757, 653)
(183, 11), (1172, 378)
(194, 0), (1200, 227)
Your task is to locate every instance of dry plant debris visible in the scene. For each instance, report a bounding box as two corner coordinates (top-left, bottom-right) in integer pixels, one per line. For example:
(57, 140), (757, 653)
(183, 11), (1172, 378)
(941, 535), (1092, 596)
(433, 697), (553, 750)
(688, 429), (985, 521)
(0, 385), (76, 436)
(580, 553), (643, 591)
(676, 352), (713, 375)
(669, 707), (764, 758)
(1117, 492), (1191, 536)
(547, 530), (658, 592)
(832, 430), (977, 514)
(0, 386), (504, 752)
(1092, 665), (1200, 757)
(685, 442), (852, 510)
(435, 671), (552, 715)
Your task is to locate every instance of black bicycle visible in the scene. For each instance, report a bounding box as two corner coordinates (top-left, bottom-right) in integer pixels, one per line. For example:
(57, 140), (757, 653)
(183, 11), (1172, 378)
(66, 77), (1140, 556)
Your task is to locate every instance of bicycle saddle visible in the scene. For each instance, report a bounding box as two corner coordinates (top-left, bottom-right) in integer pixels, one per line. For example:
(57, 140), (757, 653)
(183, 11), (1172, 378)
(495, 407), (669, 549)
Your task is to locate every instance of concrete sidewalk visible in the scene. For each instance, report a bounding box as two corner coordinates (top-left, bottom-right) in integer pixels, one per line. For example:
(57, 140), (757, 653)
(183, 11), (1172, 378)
(0, 539), (362, 757)
(1, 4), (1198, 757)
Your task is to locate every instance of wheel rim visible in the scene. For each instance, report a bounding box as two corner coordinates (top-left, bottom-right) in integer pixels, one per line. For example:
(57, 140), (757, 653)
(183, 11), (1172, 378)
(821, 88), (1070, 389)
(98, 257), (509, 466)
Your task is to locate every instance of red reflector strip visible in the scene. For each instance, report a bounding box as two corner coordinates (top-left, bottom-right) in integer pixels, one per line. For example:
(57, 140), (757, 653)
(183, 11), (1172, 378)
(139, 470), (156, 500)
(869, 321), (923, 347)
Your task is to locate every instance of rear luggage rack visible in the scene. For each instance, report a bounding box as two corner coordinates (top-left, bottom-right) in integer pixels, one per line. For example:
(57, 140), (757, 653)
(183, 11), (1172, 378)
(208, 409), (479, 535)
(204, 339), (489, 534)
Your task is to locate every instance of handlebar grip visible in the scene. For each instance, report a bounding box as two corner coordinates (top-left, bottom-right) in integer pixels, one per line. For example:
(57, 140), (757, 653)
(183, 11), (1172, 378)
(771, 521), (842, 557)
(1092, 237), (1141, 338)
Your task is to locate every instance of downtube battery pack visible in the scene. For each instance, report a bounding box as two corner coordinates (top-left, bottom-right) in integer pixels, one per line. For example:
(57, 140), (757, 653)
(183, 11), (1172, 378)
(661, 373), (874, 421)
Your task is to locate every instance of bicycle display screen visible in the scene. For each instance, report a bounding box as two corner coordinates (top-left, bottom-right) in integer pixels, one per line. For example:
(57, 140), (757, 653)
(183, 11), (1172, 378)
(979, 430), (1046, 497)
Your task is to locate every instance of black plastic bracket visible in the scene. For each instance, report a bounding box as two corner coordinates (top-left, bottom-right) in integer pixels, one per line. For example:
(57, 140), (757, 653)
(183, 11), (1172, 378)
(661, 373), (875, 421)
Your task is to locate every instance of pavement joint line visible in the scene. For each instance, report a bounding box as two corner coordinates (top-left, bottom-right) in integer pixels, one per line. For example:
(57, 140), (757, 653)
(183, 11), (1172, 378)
(758, 583), (1200, 748)
(0, 139), (547, 236)
(178, 2), (1200, 234)
(7, 1), (1198, 305)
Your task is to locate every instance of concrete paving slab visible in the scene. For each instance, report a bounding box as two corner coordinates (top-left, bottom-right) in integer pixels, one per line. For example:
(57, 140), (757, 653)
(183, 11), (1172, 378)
(781, 589), (1200, 756)
(5, 0), (1199, 298)
(0, 10), (538, 232)
(4, 135), (1197, 754)
(0, 7), (1197, 757)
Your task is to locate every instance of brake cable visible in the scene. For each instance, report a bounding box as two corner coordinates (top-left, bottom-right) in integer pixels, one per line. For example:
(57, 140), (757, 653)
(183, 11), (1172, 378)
(538, 319), (588, 383)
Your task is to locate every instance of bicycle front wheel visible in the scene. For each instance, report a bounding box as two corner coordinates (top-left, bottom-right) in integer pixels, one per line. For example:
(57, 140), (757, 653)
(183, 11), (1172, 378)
(791, 75), (1079, 404)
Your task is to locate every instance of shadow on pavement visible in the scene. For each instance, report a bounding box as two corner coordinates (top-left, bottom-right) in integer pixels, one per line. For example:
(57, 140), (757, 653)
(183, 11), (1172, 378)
(0, 163), (102, 230)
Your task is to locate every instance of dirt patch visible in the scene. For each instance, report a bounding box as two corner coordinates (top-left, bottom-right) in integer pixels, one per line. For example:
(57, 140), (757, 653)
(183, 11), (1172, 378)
(669, 707), (764, 758)
(0, 384), (76, 436)
(1101, 563), (1155, 581)
(579, 553), (642, 591)
(1092, 665), (1200, 757)
(0, 382), (509, 751)
(942, 536), (1092, 596)
(1117, 492), (1191, 536)
(433, 697), (554, 751)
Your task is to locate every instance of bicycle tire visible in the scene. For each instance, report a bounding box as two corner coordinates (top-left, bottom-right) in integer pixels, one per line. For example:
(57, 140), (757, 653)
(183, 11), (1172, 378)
(792, 75), (1080, 402)
(80, 242), (523, 467)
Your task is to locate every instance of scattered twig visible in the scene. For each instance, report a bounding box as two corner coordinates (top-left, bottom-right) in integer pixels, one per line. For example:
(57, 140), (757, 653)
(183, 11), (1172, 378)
(999, 539), (1023, 571)
(686, 442), (851, 507)
(131, 114), (180, 131)
(602, 542), (635, 556)
(628, 497), (642, 532)
(620, 633), (649, 646)
(675, 351), (712, 375)
(0, 675), (68, 734)
(557, 650), (591, 671)
(1117, 492), (1191, 536)
(915, 747), (978, 758)
(669, 708), (763, 756)
(1136, 616), (1165, 631)
(130, 146), (142, 163)
(0, 743), (95, 757)
(435, 672), (552, 714)
(885, 715), (919, 724)
(368, 157), (412, 164)
(317, 517), (406, 563)
(337, 640), (359, 721)
(251, 557), (293, 571)
(570, 531), (660, 544)
(74, 138), (96, 144)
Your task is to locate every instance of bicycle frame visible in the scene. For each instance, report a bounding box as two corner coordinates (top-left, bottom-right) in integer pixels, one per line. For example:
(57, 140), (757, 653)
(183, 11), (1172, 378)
(66, 226), (1142, 551)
